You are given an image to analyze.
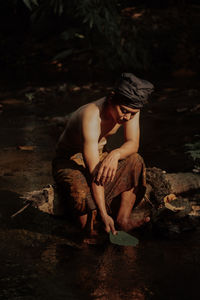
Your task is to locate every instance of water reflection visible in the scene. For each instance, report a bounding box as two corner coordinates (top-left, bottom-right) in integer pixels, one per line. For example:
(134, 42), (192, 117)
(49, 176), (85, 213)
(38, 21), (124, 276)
(1, 187), (200, 299)
(38, 237), (148, 299)
(75, 244), (146, 300)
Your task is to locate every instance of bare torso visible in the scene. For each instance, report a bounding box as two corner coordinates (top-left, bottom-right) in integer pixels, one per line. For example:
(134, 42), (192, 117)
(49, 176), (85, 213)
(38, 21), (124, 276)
(56, 97), (121, 154)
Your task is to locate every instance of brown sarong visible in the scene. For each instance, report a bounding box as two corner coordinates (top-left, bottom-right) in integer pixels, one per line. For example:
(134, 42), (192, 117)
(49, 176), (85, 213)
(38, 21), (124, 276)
(52, 151), (146, 216)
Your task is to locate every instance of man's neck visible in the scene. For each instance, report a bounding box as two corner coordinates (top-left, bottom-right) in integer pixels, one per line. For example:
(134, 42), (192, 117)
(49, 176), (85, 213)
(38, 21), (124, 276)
(100, 99), (116, 126)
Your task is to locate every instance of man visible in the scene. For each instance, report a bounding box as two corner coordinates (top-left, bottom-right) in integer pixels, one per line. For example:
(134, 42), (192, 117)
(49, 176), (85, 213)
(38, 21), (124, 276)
(52, 73), (154, 235)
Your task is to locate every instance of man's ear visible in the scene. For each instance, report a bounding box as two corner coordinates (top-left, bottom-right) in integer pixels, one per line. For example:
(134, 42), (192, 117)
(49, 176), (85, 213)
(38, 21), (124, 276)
(107, 91), (115, 103)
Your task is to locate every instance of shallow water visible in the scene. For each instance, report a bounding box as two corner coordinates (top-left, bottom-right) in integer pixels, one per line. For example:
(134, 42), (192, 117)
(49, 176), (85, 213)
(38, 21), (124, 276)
(1, 213), (200, 300)
(0, 81), (200, 300)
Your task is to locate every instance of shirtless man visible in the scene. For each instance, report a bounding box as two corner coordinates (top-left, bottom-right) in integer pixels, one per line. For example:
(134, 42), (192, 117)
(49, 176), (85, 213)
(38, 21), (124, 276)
(52, 73), (154, 235)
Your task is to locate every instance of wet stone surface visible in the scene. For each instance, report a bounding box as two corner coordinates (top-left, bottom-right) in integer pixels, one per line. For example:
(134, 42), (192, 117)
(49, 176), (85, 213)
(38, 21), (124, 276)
(0, 79), (200, 299)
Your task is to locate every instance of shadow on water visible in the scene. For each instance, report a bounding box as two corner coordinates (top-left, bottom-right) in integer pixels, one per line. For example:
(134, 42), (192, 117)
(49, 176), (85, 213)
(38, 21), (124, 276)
(0, 189), (151, 299)
(0, 190), (146, 299)
(0, 189), (91, 299)
(1, 191), (200, 299)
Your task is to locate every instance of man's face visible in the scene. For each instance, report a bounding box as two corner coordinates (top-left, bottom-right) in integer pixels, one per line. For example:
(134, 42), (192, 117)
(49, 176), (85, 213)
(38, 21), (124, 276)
(113, 104), (140, 124)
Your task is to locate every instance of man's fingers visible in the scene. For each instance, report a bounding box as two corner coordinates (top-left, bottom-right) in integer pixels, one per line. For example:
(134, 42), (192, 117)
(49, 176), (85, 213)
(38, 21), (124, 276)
(110, 169), (116, 182)
(110, 222), (117, 235)
(104, 169), (112, 184)
(97, 163), (117, 185)
(105, 225), (110, 233)
(105, 223), (116, 234)
(100, 166), (109, 185)
(97, 165), (105, 182)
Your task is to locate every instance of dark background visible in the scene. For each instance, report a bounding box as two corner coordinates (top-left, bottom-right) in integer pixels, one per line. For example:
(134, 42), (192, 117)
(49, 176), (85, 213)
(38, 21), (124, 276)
(0, 0), (200, 84)
(0, 1), (200, 300)
(0, 0), (199, 171)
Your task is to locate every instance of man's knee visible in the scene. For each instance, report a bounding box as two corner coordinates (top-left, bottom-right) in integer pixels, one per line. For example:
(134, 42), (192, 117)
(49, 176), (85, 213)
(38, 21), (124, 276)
(127, 153), (146, 190)
(127, 153), (145, 168)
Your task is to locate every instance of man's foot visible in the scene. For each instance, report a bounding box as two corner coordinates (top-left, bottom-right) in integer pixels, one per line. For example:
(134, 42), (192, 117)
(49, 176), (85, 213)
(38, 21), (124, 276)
(117, 215), (150, 232)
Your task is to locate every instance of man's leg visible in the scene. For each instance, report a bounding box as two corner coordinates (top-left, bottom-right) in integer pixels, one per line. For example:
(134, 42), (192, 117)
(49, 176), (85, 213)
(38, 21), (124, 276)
(79, 214), (88, 228)
(116, 187), (150, 231)
(52, 156), (97, 234)
(78, 210), (98, 236)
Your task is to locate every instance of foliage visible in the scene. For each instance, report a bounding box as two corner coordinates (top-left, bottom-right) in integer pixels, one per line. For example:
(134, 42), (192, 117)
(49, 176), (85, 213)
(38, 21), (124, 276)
(185, 139), (200, 170)
(22, 0), (38, 10)
(19, 0), (149, 71)
(4, 0), (197, 72)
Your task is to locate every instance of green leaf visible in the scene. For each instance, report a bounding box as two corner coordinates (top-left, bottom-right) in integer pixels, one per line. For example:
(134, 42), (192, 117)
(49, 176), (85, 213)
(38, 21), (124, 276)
(109, 231), (139, 247)
(22, 0), (32, 10)
(32, 0), (38, 5)
(22, 0), (38, 10)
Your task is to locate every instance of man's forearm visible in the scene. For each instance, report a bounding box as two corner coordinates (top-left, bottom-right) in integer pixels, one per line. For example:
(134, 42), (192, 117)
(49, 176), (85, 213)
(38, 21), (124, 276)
(112, 140), (139, 160)
(91, 180), (116, 234)
(91, 182), (108, 217)
(83, 144), (108, 217)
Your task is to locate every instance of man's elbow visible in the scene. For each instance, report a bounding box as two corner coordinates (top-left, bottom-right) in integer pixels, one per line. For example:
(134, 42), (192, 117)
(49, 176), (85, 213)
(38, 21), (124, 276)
(132, 148), (139, 154)
(130, 142), (139, 154)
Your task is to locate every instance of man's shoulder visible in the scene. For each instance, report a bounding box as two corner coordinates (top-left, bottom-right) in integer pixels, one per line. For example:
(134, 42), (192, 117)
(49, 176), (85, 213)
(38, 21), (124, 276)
(68, 101), (99, 121)
(69, 98), (104, 128)
(81, 101), (101, 120)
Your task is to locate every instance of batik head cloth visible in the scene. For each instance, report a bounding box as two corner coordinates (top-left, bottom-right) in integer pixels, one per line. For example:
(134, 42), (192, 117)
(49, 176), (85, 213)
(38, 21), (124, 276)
(114, 73), (154, 109)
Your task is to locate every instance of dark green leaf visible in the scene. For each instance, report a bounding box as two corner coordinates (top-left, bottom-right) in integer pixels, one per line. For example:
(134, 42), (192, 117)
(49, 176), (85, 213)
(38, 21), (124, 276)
(22, 0), (32, 10)
(109, 231), (139, 246)
(22, 0), (38, 10)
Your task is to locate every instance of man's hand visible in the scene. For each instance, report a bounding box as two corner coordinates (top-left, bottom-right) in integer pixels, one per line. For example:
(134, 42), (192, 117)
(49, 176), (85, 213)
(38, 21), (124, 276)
(101, 214), (117, 235)
(96, 150), (120, 185)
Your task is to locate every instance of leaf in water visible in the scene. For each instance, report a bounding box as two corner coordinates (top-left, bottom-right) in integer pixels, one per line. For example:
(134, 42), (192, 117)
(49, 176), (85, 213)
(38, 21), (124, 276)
(1, 99), (23, 105)
(18, 146), (36, 151)
(75, 33), (85, 39)
(109, 231), (139, 246)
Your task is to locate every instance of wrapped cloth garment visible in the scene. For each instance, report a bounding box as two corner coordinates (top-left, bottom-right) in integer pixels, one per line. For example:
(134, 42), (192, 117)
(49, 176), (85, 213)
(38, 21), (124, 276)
(52, 151), (146, 216)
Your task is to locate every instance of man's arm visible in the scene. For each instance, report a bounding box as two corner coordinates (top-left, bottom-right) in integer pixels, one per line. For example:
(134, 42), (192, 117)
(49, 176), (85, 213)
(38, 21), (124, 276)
(82, 105), (116, 234)
(117, 110), (140, 158)
(97, 111), (140, 185)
